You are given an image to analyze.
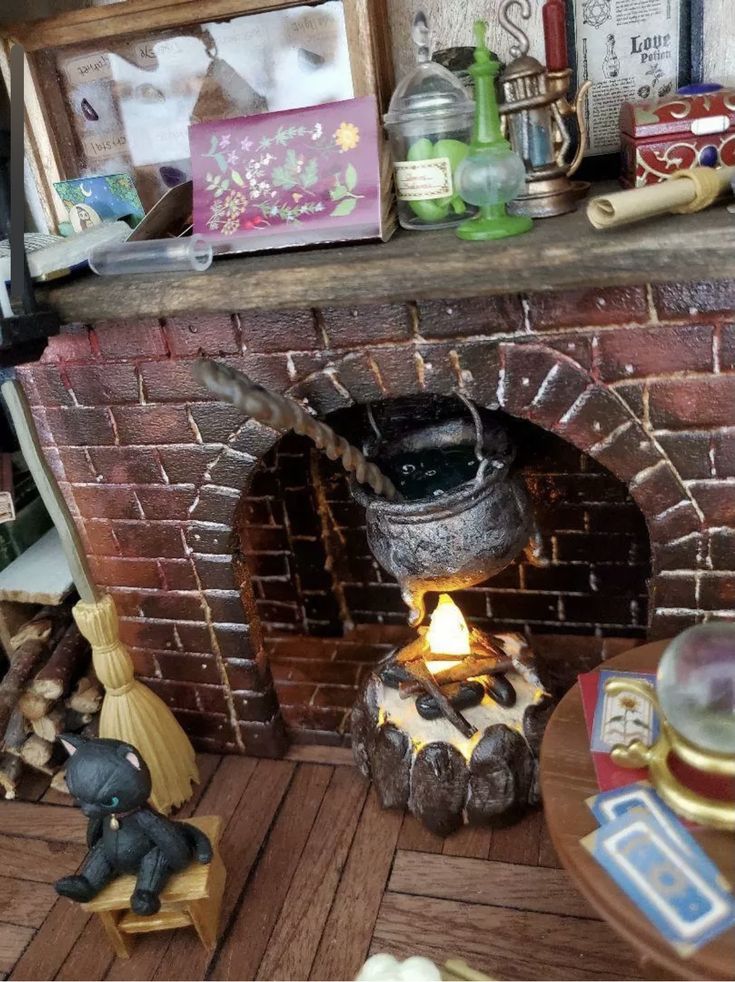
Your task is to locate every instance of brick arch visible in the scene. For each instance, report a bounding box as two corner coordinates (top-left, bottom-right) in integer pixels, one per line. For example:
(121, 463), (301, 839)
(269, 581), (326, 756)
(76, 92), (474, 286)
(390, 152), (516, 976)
(173, 414), (285, 758)
(285, 340), (699, 638)
(496, 342), (699, 516)
(494, 342), (702, 636)
(288, 340), (698, 533)
(179, 338), (698, 753)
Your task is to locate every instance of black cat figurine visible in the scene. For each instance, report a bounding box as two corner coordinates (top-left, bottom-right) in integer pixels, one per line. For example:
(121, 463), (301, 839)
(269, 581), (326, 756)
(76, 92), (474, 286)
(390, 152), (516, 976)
(55, 734), (212, 916)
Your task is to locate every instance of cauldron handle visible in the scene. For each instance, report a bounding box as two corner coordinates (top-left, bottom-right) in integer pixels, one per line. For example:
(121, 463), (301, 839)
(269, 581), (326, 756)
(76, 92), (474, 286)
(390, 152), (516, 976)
(454, 391), (491, 485)
(365, 403), (385, 457)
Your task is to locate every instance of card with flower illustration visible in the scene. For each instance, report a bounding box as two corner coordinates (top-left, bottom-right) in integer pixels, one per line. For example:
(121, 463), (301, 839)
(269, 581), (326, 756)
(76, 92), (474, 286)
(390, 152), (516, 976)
(190, 96), (390, 251)
(579, 670), (652, 792)
(590, 670), (659, 755)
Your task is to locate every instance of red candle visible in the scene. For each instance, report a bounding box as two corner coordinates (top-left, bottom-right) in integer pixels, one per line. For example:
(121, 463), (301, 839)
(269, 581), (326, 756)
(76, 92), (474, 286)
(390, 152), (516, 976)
(543, 0), (568, 72)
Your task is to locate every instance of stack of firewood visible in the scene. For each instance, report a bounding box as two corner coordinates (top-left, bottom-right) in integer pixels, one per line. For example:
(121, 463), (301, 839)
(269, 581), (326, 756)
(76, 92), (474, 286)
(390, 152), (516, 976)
(0, 603), (102, 798)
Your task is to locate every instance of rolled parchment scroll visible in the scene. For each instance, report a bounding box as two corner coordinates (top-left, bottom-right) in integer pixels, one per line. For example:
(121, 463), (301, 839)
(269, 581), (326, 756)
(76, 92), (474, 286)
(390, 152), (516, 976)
(587, 166), (735, 230)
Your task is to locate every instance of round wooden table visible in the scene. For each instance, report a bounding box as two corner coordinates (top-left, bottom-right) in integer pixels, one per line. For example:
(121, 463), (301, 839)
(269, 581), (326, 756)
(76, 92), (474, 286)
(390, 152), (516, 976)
(540, 641), (735, 981)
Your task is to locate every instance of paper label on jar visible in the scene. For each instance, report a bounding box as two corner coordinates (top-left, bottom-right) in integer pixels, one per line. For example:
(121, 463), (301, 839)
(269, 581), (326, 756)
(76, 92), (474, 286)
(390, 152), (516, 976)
(394, 157), (453, 200)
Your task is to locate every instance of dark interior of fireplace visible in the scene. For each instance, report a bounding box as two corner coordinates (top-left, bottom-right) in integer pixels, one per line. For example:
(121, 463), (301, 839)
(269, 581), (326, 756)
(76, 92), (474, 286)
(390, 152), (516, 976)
(233, 395), (651, 745)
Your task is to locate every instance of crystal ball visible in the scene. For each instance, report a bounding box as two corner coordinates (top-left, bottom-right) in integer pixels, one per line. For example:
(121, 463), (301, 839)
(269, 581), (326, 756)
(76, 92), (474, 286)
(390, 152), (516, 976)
(455, 146), (527, 207)
(657, 623), (735, 755)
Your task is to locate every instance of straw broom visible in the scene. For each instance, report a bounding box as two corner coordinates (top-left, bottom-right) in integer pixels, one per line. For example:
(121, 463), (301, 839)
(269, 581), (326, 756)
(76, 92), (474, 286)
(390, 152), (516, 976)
(2, 380), (198, 813)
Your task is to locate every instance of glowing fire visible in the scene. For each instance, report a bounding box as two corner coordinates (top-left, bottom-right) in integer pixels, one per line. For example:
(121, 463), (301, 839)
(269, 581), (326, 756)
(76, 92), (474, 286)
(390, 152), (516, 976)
(426, 594), (471, 673)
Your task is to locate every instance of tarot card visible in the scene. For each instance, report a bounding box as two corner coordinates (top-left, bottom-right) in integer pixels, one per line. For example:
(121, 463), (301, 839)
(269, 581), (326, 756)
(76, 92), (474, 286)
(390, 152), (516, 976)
(53, 174), (144, 232)
(579, 670), (649, 791)
(586, 782), (696, 854)
(590, 670), (658, 755)
(581, 812), (735, 956)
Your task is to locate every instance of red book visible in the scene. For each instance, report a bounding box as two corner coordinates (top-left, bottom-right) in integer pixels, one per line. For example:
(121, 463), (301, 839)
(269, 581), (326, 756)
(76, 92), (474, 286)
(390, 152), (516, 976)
(579, 670), (648, 792)
(542, 0), (568, 72)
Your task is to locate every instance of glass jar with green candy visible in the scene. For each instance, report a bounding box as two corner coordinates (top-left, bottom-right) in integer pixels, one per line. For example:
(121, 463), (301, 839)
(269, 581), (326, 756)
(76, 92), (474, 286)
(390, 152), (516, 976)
(384, 12), (476, 230)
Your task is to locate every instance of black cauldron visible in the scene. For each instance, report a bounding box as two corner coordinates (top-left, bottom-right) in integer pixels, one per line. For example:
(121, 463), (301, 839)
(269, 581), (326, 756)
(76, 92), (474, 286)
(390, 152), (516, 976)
(351, 405), (534, 625)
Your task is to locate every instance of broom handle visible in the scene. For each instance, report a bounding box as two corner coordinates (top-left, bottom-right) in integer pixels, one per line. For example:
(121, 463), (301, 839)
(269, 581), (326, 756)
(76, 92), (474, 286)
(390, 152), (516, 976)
(3, 380), (197, 810)
(1, 380), (100, 604)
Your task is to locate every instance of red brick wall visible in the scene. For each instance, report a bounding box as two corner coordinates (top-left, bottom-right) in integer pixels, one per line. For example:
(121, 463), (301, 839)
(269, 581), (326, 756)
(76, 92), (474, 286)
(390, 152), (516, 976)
(17, 280), (735, 753)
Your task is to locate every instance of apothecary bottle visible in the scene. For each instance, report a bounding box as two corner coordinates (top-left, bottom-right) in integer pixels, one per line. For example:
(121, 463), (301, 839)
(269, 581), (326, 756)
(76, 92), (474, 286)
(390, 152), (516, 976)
(384, 13), (476, 230)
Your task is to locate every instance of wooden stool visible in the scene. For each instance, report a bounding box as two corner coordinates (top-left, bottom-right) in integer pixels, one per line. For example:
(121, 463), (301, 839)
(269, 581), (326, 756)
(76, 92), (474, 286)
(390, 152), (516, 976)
(82, 816), (224, 959)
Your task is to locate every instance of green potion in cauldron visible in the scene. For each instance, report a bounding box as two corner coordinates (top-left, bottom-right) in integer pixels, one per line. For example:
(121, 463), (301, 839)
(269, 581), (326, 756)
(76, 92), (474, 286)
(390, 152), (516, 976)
(384, 12), (476, 230)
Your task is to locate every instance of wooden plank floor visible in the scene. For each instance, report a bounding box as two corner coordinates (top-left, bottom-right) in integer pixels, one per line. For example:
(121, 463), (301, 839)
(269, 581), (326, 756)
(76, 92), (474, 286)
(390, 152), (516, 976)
(0, 755), (646, 982)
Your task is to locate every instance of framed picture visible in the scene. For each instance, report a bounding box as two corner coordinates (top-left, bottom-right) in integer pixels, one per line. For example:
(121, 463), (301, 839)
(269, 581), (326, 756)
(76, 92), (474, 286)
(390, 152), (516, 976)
(1, 0), (393, 230)
(567, 0), (705, 159)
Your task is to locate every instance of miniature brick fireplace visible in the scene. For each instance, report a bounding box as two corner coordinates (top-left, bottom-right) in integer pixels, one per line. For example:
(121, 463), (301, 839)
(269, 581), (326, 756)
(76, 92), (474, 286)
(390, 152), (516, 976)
(15, 279), (735, 755)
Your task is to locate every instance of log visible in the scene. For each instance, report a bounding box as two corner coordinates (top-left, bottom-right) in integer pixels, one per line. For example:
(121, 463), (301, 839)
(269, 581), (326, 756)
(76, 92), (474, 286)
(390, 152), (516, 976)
(399, 654), (514, 697)
(9, 611), (55, 651)
(81, 715), (100, 741)
(0, 607), (61, 735)
(67, 674), (103, 714)
(467, 725), (535, 823)
(17, 690), (52, 722)
(405, 659), (476, 739)
(31, 705), (66, 742)
(64, 707), (93, 732)
(50, 768), (69, 796)
(470, 628), (508, 659)
(2, 708), (28, 753)
(350, 682), (378, 781)
(409, 742), (468, 836)
(29, 622), (88, 701)
(19, 734), (54, 771)
(394, 633), (428, 665)
(0, 752), (23, 799)
(523, 695), (556, 805)
(396, 631), (523, 698)
(371, 723), (412, 810)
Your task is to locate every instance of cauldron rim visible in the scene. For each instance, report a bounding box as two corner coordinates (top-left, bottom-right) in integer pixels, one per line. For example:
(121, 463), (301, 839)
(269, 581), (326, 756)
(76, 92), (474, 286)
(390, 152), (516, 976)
(350, 462), (515, 518)
(365, 417), (515, 465)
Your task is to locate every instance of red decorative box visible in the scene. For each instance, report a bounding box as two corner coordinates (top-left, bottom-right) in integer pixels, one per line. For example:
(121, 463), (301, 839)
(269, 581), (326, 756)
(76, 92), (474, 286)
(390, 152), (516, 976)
(620, 86), (735, 187)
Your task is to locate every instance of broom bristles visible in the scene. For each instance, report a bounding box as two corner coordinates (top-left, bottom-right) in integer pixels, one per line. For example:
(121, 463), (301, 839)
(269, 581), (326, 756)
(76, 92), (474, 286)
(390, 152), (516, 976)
(99, 680), (199, 813)
(74, 594), (199, 813)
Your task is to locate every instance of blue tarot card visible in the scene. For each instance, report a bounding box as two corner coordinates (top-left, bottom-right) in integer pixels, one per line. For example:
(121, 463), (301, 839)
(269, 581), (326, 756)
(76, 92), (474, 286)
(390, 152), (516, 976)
(590, 670), (659, 755)
(586, 782), (695, 855)
(53, 174), (145, 232)
(582, 812), (735, 956)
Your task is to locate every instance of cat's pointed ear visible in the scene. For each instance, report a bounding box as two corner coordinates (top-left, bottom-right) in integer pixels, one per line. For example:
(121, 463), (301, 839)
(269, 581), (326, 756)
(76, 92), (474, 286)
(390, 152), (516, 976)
(124, 750), (142, 770)
(59, 733), (85, 757)
(116, 741), (143, 770)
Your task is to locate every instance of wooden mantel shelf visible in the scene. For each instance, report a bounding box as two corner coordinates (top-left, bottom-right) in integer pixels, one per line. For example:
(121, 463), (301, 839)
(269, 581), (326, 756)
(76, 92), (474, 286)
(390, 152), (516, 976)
(40, 196), (735, 323)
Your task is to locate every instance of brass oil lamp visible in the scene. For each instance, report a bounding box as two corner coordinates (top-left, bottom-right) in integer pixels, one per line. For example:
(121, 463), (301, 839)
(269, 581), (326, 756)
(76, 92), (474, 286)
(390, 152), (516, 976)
(497, 0), (592, 218)
(606, 624), (735, 831)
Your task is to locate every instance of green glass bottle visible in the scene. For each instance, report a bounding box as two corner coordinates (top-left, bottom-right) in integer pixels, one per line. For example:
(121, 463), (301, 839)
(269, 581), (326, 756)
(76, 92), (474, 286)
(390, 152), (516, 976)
(455, 21), (533, 240)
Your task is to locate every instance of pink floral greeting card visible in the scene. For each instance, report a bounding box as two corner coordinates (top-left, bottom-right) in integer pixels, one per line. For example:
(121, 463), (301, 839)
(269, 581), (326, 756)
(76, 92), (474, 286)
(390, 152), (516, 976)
(190, 96), (387, 251)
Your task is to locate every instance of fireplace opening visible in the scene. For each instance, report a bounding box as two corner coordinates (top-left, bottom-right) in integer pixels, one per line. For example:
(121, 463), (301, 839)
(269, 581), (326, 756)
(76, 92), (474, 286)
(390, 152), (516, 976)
(233, 395), (652, 746)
